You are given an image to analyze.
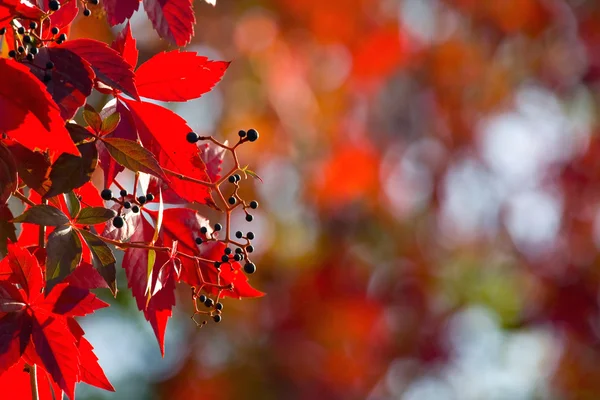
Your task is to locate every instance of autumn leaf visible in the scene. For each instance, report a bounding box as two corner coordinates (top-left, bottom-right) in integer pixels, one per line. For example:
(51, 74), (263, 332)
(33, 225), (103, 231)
(111, 22), (139, 69)
(143, 0), (195, 46)
(101, 137), (169, 181)
(102, 0), (140, 26)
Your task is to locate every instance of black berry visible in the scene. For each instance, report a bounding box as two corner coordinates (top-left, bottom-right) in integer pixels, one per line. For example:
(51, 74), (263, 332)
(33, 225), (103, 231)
(213, 314), (222, 323)
(233, 254), (242, 261)
(204, 298), (214, 308)
(101, 189), (112, 200)
(244, 262), (256, 274)
(132, 205), (140, 213)
(186, 131), (198, 143)
(17, 46), (24, 54)
(228, 197), (236, 205)
(224, 247), (232, 255)
(195, 237), (203, 245)
(200, 226), (208, 234)
(198, 294), (207, 303)
(247, 245), (254, 253)
(17, 27), (25, 34)
(26, 53), (34, 61)
(83, 8), (91, 16)
(146, 193), (154, 202)
(89, 0), (99, 4)
(29, 47), (38, 55)
(112, 216), (124, 228)
(214, 223), (222, 231)
(49, 0), (60, 11)
(137, 196), (146, 204)
(0, 27), (6, 35)
(123, 201), (131, 209)
(51, 27), (59, 35)
(235, 247), (243, 254)
(46, 61), (54, 69)
(238, 130), (247, 138)
(214, 261), (221, 269)
(247, 129), (259, 142)
(58, 33), (67, 42)
(29, 22), (37, 30)
(249, 200), (258, 209)
(8, 50), (15, 58)
(120, 189), (128, 197)
(22, 35), (31, 44)
(247, 232), (255, 240)
(235, 231), (243, 239)
(43, 74), (51, 82)
(221, 255), (229, 263)
(246, 214), (253, 222)
(228, 175), (236, 183)
(216, 302), (223, 311)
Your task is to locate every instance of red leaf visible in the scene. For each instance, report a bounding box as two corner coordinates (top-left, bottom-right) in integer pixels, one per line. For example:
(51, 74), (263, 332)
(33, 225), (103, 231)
(38, 283), (108, 317)
(103, 0), (140, 26)
(2, 139), (51, 196)
(31, 312), (79, 400)
(77, 336), (114, 391)
(135, 51), (229, 101)
(111, 22), (138, 69)
(0, 311), (32, 376)
(0, 143), (17, 205)
(122, 99), (212, 204)
(0, 244), (44, 302)
(42, 0), (78, 29)
(0, 206), (17, 256)
(26, 46), (95, 121)
(199, 142), (225, 183)
(101, 137), (169, 181)
(60, 39), (140, 100)
(143, 0), (195, 46)
(0, 58), (78, 155)
(64, 262), (110, 290)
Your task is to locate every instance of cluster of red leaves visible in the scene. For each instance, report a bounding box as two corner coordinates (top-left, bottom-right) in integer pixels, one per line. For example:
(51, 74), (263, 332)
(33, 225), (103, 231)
(0, 0), (263, 398)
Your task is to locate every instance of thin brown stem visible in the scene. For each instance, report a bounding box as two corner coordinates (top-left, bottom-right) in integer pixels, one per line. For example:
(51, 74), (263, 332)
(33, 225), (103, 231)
(12, 191), (36, 207)
(29, 364), (38, 400)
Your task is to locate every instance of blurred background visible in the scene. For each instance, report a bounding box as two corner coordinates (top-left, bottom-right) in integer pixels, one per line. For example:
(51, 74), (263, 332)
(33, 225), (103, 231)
(70, 0), (600, 399)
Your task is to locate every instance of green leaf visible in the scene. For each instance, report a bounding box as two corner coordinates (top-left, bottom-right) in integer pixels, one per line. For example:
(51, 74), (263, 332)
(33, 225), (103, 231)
(83, 104), (102, 133)
(64, 192), (81, 220)
(101, 112), (121, 135)
(12, 205), (70, 226)
(46, 225), (83, 286)
(44, 141), (98, 199)
(78, 229), (117, 295)
(75, 207), (117, 225)
(66, 123), (94, 145)
(101, 138), (169, 181)
(145, 249), (156, 307)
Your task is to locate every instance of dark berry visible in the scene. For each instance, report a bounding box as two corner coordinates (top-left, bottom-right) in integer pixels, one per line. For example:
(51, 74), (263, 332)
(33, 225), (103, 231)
(46, 61), (54, 69)
(17, 46), (24, 54)
(131, 205), (140, 213)
(228, 197), (236, 205)
(233, 254), (242, 261)
(224, 247), (232, 255)
(204, 298), (214, 308)
(0, 27), (6, 35)
(22, 35), (31, 44)
(17, 27), (25, 34)
(49, 0), (60, 11)
(146, 193), (154, 202)
(186, 131), (198, 143)
(123, 201), (131, 209)
(200, 226), (208, 234)
(83, 8), (91, 16)
(235, 247), (243, 254)
(234, 174), (241, 182)
(215, 302), (223, 311)
(101, 188), (112, 200)
(213, 314), (222, 323)
(249, 200), (258, 209)
(245, 214), (253, 222)
(247, 129), (259, 142)
(51, 27), (59, 35)
(221, 255), (229, 263)
(120, 189), (127, 197)
(29, 47), (38, 55)
(244, 262), (256, 274)
(112, 216), (124, 228)
(26, 53), (34, 61)
(195, 237), (203, 245)
(89, 0), (99, 4)
(238, 130), (247, 138)
(214, 223), (222, 231)
(58, 33), (67, 42)
(8, 50), (15, 58)
(247, 245), (254, 253)
(29, 22), (37, 30)
(214, 261), (221, 269)
(137, 195), (146, 204)
(43, 74), (51, 82)
(228, 175), (236, 183)
(198, 294), (207, 303)
(247, 232), (255, 240)
(235, 231), (243, 239)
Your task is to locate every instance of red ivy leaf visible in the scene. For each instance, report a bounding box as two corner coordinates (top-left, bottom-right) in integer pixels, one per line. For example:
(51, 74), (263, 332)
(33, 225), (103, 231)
(1, 139), (51, 196)
(60, 39), (140, 100)
(64, 262), (110, 290)
(41, 0), (78, 29)
(103, 0), (140, 26)
(143, 0), (195, 46)
(0, 244), (44, 302)
(199, 142), (225, 183)
(0, 143), (17, 206)
(0, 58), (78, 156)
(0, 206), (17, 256)
(111, 22), (138, 69)
(135, 51), (229, 101)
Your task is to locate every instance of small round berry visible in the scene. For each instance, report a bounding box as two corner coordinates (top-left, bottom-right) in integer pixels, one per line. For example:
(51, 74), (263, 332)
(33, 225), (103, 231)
(198, 294), (207, 303)
(26, 53), (34, 61)
(49, 0), (60, 11)
(214, 261), (221, 269)
(51, 27), (59, 35)
(58, 33), (67, 42)
(234, 174), (241, 182)
(112, 216), (124, 228)
(83, 8), (91, 16)
(204, 298), (214, 308)
(238, 130), (247, 138)
(123, 201), (131, 209)
(22, 35), (31, 44)
(228, 197), (236, 205)
(247, 129), (259, 142)
(29, 47), (38, 55)
(224, 247), (232, 255)
(215, 302), (223, 311)
(213, 314), (222, 323)
(146, 193), (154, 202)
(200, 226), (208, 234)
(245, 214), (253, 222)
(29, 22), (37, 30)
(228, 175), (236, 183)
(247, 245), (254, 253)
(214, 223), (222, 231)
(233, 254), (242, 262)
(0, 27), (6, 35)
(43, 74), (51, 82)
(249, 200), (258, 209)
(247, 232), (255, 240)
(8, 50), (15, 58)
(186, 131), (198, 144)
(17, 46), (24, 54)
(89, 0), (99, 4)
(46, 61), (55, 69)
(221, 255), (229, 263)
(120, 189), (127, 197)
(244, 262), (256, 274)
(101, 188), (112, 200)
(235, 231), (243, 239)
(195, 237), (203, 245)
(235, 247), (243, 254)
(17, 27), (25, 34)
(131, 205), (140, 213)
(137, 195), (146, 204)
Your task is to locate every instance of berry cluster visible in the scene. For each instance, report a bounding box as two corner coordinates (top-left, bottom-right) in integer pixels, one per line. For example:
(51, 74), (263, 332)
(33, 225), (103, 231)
(100, 188), (155, 228)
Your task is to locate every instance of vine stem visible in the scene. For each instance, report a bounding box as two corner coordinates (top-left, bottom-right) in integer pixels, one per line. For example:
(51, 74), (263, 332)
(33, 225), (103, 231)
(29, 364), (38, 400)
